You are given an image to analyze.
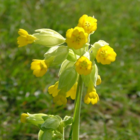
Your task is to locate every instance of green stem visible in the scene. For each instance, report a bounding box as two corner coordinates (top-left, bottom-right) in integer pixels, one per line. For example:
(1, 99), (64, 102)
(69, 75), (83, 140)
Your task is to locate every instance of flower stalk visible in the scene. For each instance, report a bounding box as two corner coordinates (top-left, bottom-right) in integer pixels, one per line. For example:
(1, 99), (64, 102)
(18, 14), (117, 140)
(69, 75), (83, 140)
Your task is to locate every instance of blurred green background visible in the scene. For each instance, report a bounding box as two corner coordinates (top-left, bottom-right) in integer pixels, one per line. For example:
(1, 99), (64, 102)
(0, 0), (140, 140)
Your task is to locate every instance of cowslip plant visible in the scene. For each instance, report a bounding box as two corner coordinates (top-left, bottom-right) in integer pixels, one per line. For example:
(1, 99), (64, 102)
(18, 14), (117, 140)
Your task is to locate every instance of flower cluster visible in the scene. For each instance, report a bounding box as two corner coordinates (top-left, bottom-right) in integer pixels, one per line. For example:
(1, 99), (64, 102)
(17, 14), (116, 106)
(48, 81), (77, 105)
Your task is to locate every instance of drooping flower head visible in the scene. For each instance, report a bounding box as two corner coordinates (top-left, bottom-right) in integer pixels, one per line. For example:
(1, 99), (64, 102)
(75, 56), (92, 75)
(31, 59), (48, 77)
(21, 113), (29, 123)
(48, 81), (77, 101)
(84, 86), (99, 105)
(53, 94), (67, 106)
(78, 14), (97, 34)
(66, 82), (77, 100)
(66, 27), (88, 50)
(96, 45), (117, 65)
(96, 75), (101, 86)
(48, 81), (60, 97)
(17, 29), (37, 47)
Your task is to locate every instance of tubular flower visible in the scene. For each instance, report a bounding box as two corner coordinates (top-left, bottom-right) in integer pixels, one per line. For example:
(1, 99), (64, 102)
(96, 75), (101, 85)
(31, 59), (48, 77)
(53, 94), (67, 106)
(66, 27), (88, 50)
(75, 56), (92, 75)
(66, 82), (77, 100)
(48, 81), (60, 97)
(84, 87), (99, 105)
(78, 14), (97, 34)
(96, 45), (117, 65)
(17, 29), (37, 47)
(20, 113), (29, 123)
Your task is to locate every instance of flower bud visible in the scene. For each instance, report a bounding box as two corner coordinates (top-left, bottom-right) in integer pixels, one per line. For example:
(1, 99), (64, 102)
(67, 49), (77, 62)
(33, 29), (65, 47)
(21, 113), (47, 126)
(21, 113), (29, 123)
(89, 40), (109, 61)
(63, 116), (73, 127)
(44, 45), (69, 66)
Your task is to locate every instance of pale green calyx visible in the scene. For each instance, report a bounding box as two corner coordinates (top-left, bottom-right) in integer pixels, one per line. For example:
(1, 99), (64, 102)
(72, 43), (89, 56)
(58, 66), (78, 92)
(44, 45), (69, 66)
(26, 113), (47, 127)
(82, 63), (98, 87)
(58, 59), (75, 76)
(67, 49), (77, 62)
(89, 40), (109, 61)
(41, 115), (62, 131)
(33, 29), (65, 47)
(38, 130), (52, 140)
(83, 51), (90, 60)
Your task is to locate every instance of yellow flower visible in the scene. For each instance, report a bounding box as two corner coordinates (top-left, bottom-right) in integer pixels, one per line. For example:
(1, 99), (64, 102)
(84, 87), (99, 105)
(78, 14), (97, 34)
(17, 29), (37, 47)
(20, 113), (29, 123)
(66, 27), (88, 50)
(48, 82), (60, 97)
(53, 94), (67, 106)
(96, 75), (101, 85)
(96, 45), (117, 65)
(31, 59), (48, 77)
(66, 82), (77, 100)
(75, 56), (92, 75)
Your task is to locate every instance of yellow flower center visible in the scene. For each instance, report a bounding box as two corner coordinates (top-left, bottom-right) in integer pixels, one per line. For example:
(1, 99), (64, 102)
(100, 49), (108, 58)
(80, 60), (88, 69)
(77, 14), (97, 34)
(66, 27), (88, 49)
(96, 45), (117, 65)
(85, 21), (91, 27)
(74, 35), (81, 42)
(75, 56), (92, 75)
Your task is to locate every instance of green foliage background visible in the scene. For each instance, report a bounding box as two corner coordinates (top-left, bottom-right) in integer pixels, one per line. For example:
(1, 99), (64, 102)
(0, 0), (140, 139)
